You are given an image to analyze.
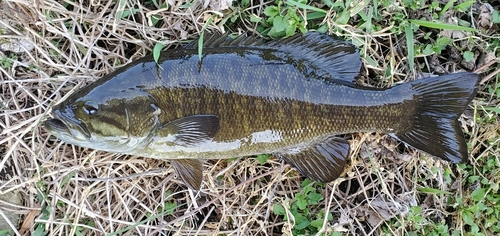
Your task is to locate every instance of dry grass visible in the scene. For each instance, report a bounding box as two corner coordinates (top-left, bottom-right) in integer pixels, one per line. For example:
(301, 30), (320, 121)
(0, 0), (498, 235)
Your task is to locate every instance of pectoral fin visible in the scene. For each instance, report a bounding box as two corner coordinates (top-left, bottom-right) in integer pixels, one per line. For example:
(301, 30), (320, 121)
(275, 137), (350, 182)
(158, 115), (220, 147)
(171, 159), (203, 190)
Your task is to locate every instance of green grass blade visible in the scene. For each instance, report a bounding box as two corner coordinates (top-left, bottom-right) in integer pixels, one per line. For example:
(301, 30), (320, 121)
(418, 187), (452, 195)
(405, 25), (415, 72)
(409, 20), (477, 31)
(484, 107), (500, 114)
(440, 0), (455, 17)
(153, 42), (164, 64)
(286, 0), (327, 14)
(198, 16), (214, 61)
(305, 11), (327, 20)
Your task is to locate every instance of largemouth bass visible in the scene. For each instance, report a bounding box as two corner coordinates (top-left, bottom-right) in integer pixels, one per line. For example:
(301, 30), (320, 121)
(44, 33), (480, 190)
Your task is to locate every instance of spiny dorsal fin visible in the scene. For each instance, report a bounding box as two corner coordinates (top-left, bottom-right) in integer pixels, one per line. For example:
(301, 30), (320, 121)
(186, 32), (361, 83)
(274, 137), (350, 182)
(171, 159), (203, 190)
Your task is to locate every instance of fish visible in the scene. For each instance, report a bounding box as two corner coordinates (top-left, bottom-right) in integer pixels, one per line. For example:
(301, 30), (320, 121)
(44, 33), (480, 190)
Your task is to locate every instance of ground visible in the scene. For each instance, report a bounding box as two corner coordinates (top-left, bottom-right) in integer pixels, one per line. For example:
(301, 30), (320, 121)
(0, 0), (499, 235)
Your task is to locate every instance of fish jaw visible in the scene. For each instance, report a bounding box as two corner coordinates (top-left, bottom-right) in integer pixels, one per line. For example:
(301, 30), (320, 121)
(44, 107), (91, 143)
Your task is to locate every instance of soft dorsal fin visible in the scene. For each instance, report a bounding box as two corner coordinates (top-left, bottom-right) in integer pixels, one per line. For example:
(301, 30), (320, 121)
(274, 137), (350, 182)
(171, 159), (203, 190)
(186, 32), (361, 83)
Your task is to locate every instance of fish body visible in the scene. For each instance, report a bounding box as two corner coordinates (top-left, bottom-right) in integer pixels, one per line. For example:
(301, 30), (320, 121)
(44, 33), (480, 189)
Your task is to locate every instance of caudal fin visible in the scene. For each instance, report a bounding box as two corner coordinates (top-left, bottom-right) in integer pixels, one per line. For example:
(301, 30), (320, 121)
(395, 72), (480, 163)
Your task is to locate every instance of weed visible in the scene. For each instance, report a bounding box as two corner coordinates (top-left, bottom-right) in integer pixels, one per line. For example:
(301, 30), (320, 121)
(0, 230), (10, 236)
(256, 154), (271, 164)
(273, 179), (332, 235)
(382, 206), (452, 235)
(162, 190), (178, 215)
(0, 54), (17, 69)
(261, 1), (308, 37)
(453, 135), (500, 235)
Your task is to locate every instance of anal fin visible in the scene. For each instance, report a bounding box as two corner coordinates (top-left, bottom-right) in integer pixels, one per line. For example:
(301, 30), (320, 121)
(274, 137), (350, 182)
(171, 159), (203, 190)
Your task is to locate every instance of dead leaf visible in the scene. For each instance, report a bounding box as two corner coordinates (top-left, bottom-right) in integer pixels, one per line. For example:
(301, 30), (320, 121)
(478, 3), (494, 30)
(439, 11), (465, 39)
(0, 23), (34, 53)
(361, 194), (416, 227)
(19, 204), (41, 236)
(205, 0), (233, 11)
(0, 190), (23, 234)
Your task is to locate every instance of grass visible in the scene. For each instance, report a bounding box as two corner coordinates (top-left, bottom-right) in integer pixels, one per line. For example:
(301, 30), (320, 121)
(0, 0), (499, 235)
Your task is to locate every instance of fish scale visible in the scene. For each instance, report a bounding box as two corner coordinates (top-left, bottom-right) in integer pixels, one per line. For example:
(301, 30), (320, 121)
(144, 76), (412, 158)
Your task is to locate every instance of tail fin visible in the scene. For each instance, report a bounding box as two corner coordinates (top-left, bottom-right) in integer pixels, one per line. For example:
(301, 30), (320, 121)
(394, 72), (480, 163)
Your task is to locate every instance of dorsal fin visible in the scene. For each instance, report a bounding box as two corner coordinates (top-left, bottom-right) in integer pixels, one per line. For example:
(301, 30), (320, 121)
(185, 32), (361, 83)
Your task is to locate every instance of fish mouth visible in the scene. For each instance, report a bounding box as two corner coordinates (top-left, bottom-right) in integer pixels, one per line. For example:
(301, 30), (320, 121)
(44, 110), (91, 141)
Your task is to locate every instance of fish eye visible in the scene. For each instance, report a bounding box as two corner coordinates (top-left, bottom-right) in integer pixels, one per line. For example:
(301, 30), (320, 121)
(82, 100), (98, 115)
